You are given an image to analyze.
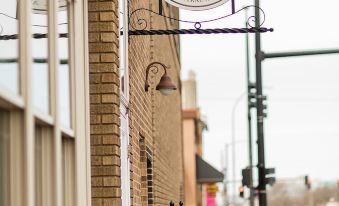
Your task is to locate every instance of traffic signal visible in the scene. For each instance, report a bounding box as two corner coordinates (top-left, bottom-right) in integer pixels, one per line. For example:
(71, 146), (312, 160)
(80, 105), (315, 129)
(305, 175), (311, 190)
(242, 167), (251, 187)
(262, 95), (268, 118)
(248, 82), (256, 91)
(239, 186), (244, 198)
(265, 168), (276, 186)
(248, 83), (257, 110)
(247, 83), (268, 118)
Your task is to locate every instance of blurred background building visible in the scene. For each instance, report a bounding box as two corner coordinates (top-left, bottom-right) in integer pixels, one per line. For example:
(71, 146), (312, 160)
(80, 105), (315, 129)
(182, 71), (224, 206)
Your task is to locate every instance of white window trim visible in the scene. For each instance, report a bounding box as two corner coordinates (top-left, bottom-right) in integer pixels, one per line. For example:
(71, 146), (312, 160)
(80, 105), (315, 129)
(120, 94), (130, 206)
(120, 0), (131, 205)
(20, 1), (35, 206)
(120, 0), (130, 99)
(0, 88), (25, 109)
(72, 0), (91, 205)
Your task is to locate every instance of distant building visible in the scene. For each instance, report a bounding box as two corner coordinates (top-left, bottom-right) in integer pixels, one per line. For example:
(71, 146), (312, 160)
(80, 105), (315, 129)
(182, 71), (224, 206)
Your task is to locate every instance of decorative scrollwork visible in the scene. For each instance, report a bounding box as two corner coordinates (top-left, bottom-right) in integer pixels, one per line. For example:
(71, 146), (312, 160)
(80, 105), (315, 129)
(145, 62), (168, 92)
(129, 5), (266, 31)
(129, 9), (149, 31)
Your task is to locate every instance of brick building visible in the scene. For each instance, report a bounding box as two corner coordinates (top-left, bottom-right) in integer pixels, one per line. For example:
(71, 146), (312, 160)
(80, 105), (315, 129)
(0, 0), (183, 206)
(89, 0), (184, 206)
(182, 72), (224, 206)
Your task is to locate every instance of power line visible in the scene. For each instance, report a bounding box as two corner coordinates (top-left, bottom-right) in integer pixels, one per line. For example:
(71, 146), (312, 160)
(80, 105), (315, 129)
(1, 12), (68, 27)
(0, 12), (16, 20)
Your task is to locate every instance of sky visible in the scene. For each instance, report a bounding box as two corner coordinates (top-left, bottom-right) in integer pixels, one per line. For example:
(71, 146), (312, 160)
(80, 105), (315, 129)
(179, 0), (339, 190)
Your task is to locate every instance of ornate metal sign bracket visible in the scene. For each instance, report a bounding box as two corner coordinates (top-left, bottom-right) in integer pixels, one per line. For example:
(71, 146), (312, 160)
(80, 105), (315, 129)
(127, 0), (273, 36)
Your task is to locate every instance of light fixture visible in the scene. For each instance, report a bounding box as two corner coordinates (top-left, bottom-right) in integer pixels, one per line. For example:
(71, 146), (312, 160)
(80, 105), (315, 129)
(145, 62), (177, 96)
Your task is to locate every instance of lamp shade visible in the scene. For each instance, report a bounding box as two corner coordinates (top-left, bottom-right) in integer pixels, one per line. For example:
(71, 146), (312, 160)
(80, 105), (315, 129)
(156, 73), (177, 96)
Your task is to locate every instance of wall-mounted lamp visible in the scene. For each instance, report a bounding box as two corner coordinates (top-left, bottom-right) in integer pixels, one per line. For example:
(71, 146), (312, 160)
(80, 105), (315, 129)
(145, 62), (177, 96)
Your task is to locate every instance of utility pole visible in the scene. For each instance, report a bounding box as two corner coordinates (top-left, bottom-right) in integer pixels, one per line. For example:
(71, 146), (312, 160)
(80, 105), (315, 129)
(254, 0), (268, 205)
(245, 7), (255, 206)
(231, 93), (246, 203)
(252, 2), (339, 206)
(224, 144), (229, 206)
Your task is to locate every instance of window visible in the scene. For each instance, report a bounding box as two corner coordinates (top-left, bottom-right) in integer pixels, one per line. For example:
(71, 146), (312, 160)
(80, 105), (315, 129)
(35, 126), (54, 206)
(58, 3), (71, 128)
(62, 138), (75, 206)
(0, 1), (89, 206)
(0, 109), (24, 206)
(147, 158), (154, 205)
(140, 139), (154, 206)
(32, 2), (49, 113)
(0, 0), (20, 94)
(0, 110), (9, 206)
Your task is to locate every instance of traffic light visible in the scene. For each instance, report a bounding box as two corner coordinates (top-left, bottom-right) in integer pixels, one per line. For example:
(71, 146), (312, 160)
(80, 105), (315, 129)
(242, 167), (251, 187)
(247, 84), (268, 118)
(239, 186), (244, 198)
(248, 83), (257, 110)
(305, 175), (311, 190)
(262, 95), (268, 118)
(265, 168), (276, 186)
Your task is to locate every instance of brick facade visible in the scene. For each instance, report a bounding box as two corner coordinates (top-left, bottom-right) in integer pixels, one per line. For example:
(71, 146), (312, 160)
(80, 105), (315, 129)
(88, 0), (121, 205)
(89, 0), (183, 205)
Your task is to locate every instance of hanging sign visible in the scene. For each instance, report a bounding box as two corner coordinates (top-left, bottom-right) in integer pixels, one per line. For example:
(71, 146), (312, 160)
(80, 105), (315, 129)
(32, 0), (67, 14)
(164, 0), (229, 11)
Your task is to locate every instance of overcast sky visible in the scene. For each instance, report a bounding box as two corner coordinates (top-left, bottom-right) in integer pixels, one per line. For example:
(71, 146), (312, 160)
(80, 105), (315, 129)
(180, 0), (339, 188)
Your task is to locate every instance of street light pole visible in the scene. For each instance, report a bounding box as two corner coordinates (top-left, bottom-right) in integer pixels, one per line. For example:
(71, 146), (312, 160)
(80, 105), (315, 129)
(245, 8), (255, 206)
(224, 144), (229, 206)
(254, 0), (268, 205)
(231, 93), (246, 203)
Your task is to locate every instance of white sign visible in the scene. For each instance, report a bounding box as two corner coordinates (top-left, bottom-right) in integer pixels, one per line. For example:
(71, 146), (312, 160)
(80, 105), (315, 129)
(164, 0), (229, 11)
(32, 0), (67, 14)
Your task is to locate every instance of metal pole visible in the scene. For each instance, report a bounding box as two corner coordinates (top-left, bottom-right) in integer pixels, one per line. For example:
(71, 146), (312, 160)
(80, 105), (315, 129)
(255, 0), (267, 205)
(245, 8), (255, 206)
(263, 49), (339, 59)
(231, 93), (246, 203)
(158, 0), (163, 15)
(231, 0), (235, 14)
(224, 144), (229, 206)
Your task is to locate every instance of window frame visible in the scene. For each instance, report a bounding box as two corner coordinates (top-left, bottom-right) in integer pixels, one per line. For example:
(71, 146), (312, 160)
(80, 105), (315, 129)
(0, 0), (91, 206)
(119, 0), (131, 205)
(119, 0), (130, 98)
